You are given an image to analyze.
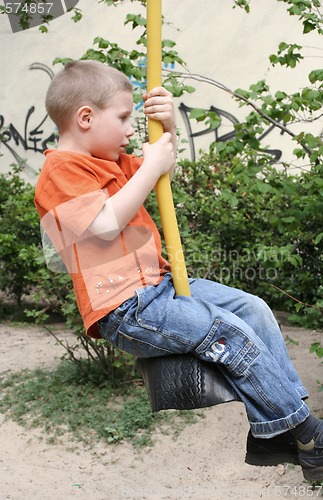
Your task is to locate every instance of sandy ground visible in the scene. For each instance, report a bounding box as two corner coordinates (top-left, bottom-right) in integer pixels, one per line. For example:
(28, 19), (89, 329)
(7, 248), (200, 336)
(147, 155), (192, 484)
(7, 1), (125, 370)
(0, 321), (322, 500)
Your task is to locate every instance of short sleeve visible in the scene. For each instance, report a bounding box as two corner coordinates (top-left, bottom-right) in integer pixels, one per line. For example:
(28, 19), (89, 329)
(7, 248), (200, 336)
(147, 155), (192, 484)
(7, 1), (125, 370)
(35, 156), (116, 233)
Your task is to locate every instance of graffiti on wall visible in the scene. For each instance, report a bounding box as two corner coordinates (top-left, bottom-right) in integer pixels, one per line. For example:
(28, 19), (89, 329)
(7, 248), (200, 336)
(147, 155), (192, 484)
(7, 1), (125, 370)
(179, 102), (282, 163)
(0, 62), (57, 175)
(0, 106), (57, 165)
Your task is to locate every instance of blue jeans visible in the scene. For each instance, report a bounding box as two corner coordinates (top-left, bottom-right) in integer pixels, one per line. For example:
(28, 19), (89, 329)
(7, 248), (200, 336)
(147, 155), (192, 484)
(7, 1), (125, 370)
(98, 273), (310, 438)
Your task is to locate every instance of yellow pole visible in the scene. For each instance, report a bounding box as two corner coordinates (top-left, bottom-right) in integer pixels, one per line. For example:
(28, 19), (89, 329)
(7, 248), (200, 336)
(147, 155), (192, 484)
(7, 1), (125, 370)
(146, 0), (190, 296)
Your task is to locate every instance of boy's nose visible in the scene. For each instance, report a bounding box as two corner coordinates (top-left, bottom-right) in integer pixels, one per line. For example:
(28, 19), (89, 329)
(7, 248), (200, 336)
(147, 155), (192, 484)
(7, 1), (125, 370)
(127, 125), (135, 137)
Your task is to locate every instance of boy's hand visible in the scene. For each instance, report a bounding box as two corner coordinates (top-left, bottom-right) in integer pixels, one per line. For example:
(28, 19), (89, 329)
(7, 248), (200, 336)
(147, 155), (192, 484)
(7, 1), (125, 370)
(142, 132), (175, 177)
(143, 87), (177, 179)
(143, 87), (176, 133)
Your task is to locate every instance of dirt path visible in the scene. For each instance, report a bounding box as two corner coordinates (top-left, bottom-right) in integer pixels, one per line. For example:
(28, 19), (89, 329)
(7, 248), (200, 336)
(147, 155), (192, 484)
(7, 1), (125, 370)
(0, 322), (322, 500)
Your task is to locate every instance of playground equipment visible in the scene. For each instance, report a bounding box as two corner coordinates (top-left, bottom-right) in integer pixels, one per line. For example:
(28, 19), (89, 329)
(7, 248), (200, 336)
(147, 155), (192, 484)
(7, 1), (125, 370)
(136, 0), (240, 412)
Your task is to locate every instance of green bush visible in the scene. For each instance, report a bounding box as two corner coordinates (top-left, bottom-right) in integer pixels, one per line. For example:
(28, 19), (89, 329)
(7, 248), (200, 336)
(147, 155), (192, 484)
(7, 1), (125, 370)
(0, 166), (41, 305)
(168, 153), (323, 328)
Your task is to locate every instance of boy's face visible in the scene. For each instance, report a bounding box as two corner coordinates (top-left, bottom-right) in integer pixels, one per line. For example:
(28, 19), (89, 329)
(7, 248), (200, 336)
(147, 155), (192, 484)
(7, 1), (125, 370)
(88, 90), (135, 161)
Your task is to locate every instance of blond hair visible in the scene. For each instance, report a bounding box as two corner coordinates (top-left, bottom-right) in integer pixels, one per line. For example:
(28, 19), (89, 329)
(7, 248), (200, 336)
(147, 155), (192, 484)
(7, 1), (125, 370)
(45, 60), (133, 131)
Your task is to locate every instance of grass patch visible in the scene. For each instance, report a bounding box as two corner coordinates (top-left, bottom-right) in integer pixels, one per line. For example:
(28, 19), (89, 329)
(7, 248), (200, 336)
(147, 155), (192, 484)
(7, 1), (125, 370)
(0, 360), (200, 448)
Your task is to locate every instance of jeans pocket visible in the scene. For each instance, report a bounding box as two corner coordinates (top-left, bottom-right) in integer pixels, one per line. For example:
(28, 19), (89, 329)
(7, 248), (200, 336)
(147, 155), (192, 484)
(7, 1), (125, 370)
(197, 320), (261, 377)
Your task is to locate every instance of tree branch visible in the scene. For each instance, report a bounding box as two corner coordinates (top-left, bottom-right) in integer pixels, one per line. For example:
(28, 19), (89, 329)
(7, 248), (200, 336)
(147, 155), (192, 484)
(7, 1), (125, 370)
(165, 69), (314, 157)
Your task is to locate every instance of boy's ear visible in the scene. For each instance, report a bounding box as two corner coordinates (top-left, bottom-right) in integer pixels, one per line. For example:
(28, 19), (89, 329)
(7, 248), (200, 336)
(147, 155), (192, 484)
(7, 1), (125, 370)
(77, 106), (93, 130)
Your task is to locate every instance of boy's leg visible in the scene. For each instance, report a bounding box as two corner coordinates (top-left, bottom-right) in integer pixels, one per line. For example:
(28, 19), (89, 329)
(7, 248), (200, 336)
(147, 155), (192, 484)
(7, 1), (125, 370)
(186, 279), (310, 437)
(186, 279), (323, 478)
(189, 278), (309, 402)
(98, 274), (322, 479)
(100, 274), (308, 433)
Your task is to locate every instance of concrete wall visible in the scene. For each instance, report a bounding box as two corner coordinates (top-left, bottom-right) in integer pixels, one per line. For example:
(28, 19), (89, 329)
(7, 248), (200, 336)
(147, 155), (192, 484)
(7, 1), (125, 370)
(0, 0), (321, 181)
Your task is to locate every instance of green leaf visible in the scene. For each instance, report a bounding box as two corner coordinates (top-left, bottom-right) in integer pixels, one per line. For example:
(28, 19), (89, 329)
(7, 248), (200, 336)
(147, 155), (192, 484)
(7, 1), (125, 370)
(282, 216), (296, 223)
(95, 37), (110, 49)
(235, 88), (251, 99)
(162, 39), (176, 48)
(289, 255), (303, 267)
(257, 182), (273, 194)
(309, 69), (323, 83)
(303, 19), (316, 33)
(317, 348), (323, 358)
(124, 13), (146, 29)
(310, 343), (323, 358)
(278, 41), (289, 52)
(275, 90), (287, 100)
(315, 233), (323, 245)
(189, 109), (207, 121)
(52, 57), (74, 66)
(310, 342), (321, 353)
(286, 336), (299, 346)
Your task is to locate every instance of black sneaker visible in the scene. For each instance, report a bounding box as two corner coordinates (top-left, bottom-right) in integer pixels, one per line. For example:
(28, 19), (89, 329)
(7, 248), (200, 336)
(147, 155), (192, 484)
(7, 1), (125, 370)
(245, 430), (299, 466)
(297, 431), (323, 481)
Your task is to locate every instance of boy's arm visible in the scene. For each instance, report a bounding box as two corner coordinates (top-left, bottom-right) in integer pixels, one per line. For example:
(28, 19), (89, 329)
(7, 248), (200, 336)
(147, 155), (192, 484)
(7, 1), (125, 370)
(88, 132), (175, 240)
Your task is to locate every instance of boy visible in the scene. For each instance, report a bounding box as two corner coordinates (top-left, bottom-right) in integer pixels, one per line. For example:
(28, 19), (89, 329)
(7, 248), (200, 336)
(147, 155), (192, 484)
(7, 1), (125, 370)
(34, 60), (322, 481)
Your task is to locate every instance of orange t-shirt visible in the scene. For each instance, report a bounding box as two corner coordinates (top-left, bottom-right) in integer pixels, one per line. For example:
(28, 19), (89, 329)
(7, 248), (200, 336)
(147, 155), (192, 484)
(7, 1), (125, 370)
(34, 150), (170, 338)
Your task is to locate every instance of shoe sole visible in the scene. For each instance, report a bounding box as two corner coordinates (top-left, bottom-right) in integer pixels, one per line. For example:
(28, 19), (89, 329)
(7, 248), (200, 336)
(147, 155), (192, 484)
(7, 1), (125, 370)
(245, 452), (299, 467)
(300, 463), (323, 482)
